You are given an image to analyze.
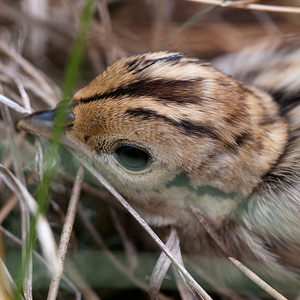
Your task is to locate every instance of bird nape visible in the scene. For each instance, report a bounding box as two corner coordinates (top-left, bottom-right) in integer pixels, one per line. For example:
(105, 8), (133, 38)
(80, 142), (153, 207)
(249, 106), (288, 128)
(19, 38), (300, 298)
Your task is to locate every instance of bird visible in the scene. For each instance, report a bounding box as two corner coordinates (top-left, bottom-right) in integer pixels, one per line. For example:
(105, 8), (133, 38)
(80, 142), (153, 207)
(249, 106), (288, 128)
(18, 37), (300, 297)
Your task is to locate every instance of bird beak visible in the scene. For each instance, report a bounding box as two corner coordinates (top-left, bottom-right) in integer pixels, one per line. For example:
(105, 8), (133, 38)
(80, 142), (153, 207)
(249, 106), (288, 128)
(17, 107), (74, 138)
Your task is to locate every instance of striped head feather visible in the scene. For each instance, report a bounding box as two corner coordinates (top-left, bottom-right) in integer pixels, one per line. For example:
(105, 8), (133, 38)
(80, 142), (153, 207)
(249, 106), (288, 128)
(69, 51), (288, 203)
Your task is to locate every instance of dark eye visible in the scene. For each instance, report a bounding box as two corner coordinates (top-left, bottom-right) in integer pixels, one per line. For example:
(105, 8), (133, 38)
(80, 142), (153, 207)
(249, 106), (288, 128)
(115, 145), (150, 171)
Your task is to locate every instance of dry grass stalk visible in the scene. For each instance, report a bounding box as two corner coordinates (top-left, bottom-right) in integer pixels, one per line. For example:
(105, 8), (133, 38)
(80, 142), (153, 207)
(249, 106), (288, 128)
(0, 195), (18, 225)
(60, 172), (123, 210)
(0, 41), (59, 105)
(170, 234), (195, 300)
(0, 131), (27, 190)
(0, 164), (62, 277)
(0, 257), (15, 300)
(172, 267), (194, 300)
(186, 259), (244, 300)
(109, 207), (139, 272)
(47, 167), (84, 300)
(0, 94), (30, 114)
(0, 64), (55, 108)
(14, 77), (32, 114)
(21, 0), (49, 60)
(150, 226), (195, 300)
(0, 225), (81, 299)
(149, 227), (180, 300)
(77, 204), (174, 300)
(228, 257), (288, 300)
(190, 207), (288, 300)
(188, 0), (300, 14)
(97, 0), (115, 64)
(0, 100), (32, 300)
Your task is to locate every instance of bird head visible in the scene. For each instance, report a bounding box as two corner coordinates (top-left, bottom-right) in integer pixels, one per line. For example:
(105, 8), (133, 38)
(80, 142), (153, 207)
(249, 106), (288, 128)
(18, 52), (288, 224)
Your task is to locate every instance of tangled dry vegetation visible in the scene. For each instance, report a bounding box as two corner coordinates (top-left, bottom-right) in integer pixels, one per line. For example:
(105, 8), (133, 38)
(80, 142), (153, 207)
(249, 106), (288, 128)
(0, 0), (299, 299)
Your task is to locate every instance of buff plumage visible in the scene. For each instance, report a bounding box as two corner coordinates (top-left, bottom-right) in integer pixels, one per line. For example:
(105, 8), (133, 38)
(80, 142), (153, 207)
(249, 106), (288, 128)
(19, 38), (300, 297)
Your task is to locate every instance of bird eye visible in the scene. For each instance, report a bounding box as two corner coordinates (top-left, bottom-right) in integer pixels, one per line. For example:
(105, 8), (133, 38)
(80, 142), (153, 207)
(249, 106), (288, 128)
(115, 145), (150, 171)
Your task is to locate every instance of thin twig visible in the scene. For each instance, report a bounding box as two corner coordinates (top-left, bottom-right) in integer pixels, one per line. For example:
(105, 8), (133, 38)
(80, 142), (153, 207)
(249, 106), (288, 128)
(186, 258), (244, 300)
(47, 167), (84, 300)
(14, 78), (32, 114)
(188, 0), (300, 14)
(229, 257), (288, 300)
(59, 172), (123, 210)
(77, 204), (173, 300)
(0, 94), (30, 115)
(190, 207), (288, 300)
(79, 206), (150, 293)
(109, 207), (139, 272)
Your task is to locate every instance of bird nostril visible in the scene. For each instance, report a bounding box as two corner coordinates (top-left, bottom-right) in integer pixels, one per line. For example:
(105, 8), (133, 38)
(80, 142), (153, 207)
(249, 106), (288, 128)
(66, 111), (75, 128)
